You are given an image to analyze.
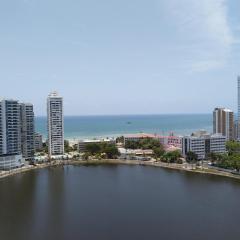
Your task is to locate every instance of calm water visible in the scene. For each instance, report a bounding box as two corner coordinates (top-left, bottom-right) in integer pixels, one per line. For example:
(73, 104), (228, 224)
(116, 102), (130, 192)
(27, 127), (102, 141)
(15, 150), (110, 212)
(36, 114), (212, 139)
(0, 165), (240, 240)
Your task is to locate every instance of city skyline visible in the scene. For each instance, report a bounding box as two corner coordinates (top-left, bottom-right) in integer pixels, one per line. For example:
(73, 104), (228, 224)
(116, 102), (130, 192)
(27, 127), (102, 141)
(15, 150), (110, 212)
(0, 0), (240, 116)
(1, 2), (240, 239)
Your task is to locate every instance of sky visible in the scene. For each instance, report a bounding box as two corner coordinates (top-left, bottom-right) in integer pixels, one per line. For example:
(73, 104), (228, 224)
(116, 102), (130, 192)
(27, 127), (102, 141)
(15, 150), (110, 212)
(0, 0), (240, 116)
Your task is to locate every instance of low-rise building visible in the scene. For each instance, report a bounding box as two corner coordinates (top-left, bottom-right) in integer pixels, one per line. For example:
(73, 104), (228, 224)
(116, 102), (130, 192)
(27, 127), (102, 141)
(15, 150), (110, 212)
(123, 133), (156, 143)
(0, 154), (23, 170)
(182, 131), (226, 160)
(158, 135), (182, 148)
(118, 148), (153, 161)
(165, 145), (182, 153)
(209, 134), (227, 154)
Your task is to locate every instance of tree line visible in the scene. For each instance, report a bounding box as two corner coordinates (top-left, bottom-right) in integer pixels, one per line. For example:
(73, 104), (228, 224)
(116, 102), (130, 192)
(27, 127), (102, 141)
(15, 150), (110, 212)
(125, 138), (183, 163)
(83, 142), (120, 160)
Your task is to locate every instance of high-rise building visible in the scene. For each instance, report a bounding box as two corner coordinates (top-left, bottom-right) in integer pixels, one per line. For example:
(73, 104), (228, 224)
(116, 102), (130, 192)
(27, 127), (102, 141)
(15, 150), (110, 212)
(47, 92), (64, 157)
(0, 99), (22, 169)
(238, 76), (240, 121)
(20, 103), (35, 162)
(234, 120), (239, 140)
(213, 107), (234, 140)
(237, 76), (240, 140)
(34, 132), (43, 152)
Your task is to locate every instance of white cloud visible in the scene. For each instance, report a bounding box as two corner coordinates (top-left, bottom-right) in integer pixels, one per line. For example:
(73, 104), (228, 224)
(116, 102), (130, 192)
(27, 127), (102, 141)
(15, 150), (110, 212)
(161, 0), (235, 72)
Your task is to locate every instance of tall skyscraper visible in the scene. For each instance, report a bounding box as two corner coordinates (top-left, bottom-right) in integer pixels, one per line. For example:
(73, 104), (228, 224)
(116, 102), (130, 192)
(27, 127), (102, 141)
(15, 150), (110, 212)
(20, 103), (35, 162)
(0, 99), (22, 169)
(47, 92), (64, 157)
(237, 76), (240, 140)
(238, 76), (240, 121)
(213, 107), (234, 140)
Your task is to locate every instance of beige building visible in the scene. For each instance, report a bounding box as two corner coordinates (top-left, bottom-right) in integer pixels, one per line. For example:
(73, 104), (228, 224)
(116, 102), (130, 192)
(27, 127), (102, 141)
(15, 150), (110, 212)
(213, 108), (234, 140)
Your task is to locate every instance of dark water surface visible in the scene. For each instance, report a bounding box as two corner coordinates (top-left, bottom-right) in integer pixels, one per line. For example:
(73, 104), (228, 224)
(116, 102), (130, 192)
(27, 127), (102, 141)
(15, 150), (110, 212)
(0, 165), (240, 240)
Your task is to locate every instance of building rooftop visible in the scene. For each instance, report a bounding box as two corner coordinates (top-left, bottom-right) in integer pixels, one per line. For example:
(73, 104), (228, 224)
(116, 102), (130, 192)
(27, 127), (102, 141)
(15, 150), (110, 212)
(0, 98), (19, 102)
(214, 107), (233, 112)
(48, 91), (62, 98)
(185, 131), (226, 139)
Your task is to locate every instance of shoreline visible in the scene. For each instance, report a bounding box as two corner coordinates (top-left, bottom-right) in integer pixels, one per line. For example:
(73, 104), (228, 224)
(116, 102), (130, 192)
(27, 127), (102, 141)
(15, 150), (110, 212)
(1, 159), (240, 181)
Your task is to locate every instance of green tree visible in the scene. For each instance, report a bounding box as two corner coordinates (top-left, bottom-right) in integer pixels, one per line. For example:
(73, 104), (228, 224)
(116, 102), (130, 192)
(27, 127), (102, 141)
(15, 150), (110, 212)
(226, 141), (240, 155)
(72, 144), (78, 151)
(125, 138), (165, 159)
(64, 140), (73, 153)
(208, 152), (225, 164)
(125, 138), (163, 150)
(153, 146), (165, 158)
(84, 142), (120, 159)
(82, 152), (91, 160)
(186, 151), (198, 163)
(85, 143), (101, 155)
(125, 140), (140, 149)
(42, 142), (48, 153)
(101, 143), (120, 159)
(116, 136), (124, 144)
(170, 150), (182, 162)
(139, 138), (161, 149)
(161, 150), (182, 164)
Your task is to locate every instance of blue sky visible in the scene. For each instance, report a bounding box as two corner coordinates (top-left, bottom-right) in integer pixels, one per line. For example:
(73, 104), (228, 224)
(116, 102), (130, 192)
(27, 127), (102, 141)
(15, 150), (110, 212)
(0, 0), (240, 116)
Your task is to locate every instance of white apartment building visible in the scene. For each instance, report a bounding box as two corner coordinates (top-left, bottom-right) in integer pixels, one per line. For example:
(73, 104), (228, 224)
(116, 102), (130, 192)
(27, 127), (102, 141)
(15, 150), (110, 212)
(182, 131), (226, 160)
(0, 99), (23, 169)
(47, 92), (64, 157)
(210, 134), (227, 154)
(20, 103), (35, 161)
(182, 136), (206, 160)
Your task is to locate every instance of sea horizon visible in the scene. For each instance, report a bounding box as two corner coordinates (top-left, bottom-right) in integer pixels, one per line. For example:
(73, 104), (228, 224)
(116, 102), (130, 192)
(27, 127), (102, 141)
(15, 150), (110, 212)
(35, 112), (213, 117)
(35, 113), (213, 140)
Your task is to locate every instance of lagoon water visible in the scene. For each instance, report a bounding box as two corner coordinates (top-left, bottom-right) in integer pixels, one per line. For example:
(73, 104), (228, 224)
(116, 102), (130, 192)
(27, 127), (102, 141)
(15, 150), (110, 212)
(0, 165), (240, 240)
(36, 114), (212, 139)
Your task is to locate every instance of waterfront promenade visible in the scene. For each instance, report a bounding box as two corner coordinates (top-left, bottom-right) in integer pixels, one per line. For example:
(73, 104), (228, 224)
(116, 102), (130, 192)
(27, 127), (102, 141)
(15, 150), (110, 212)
(1, 159), (240, 181)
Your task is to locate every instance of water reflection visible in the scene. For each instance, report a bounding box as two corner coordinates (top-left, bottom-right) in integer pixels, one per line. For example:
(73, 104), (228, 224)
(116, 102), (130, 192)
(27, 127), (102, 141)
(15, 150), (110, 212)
(0, 165), (240, 240)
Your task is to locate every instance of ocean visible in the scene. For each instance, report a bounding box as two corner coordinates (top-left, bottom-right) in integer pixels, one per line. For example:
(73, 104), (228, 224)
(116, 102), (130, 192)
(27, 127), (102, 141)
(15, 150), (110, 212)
(36, 114), (212, 140)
